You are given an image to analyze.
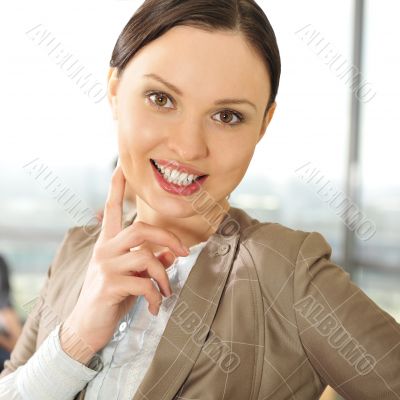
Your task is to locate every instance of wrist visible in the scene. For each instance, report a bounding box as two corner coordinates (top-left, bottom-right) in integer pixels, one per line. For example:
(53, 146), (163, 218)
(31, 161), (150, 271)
(59, 320), (96, 365)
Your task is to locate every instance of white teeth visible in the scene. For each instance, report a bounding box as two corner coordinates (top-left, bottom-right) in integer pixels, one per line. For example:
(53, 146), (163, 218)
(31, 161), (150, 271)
(153, 160), (201, 186)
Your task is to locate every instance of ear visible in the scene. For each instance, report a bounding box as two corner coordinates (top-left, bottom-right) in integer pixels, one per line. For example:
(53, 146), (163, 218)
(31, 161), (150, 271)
(257, 101), (277, 144)
(107, 67), (119, 120)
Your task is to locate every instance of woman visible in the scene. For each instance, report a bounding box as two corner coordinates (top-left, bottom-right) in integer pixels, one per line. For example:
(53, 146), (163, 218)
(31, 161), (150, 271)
(0, 0), (399, 399)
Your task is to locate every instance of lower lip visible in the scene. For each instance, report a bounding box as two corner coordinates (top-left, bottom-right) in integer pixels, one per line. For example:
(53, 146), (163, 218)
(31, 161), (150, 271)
(150, 160), (208, 196)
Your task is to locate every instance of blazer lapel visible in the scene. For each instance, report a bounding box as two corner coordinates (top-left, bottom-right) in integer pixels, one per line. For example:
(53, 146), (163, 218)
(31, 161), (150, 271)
(131, 207), (241, 400)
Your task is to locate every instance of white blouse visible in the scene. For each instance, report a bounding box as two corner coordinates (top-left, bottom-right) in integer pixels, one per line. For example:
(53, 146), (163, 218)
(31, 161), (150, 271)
(0, 240), (208, 400)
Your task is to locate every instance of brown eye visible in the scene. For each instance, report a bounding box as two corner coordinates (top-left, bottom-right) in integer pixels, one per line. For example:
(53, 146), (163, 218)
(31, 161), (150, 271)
(214, 110), (244, 127)
(220, 111), (234, 123)
(154, 93), (167, 106)
(146, 91), (174, 109)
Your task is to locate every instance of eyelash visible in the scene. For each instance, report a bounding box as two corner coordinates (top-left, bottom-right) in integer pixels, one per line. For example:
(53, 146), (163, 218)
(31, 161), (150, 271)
(144, 90), (245, 128)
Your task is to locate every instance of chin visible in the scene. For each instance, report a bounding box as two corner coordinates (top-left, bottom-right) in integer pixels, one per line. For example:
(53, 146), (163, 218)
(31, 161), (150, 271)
(153, 198), (200, 218)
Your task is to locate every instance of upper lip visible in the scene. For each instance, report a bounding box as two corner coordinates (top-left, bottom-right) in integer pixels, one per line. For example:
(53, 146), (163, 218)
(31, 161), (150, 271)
(151, 159), (208, 176)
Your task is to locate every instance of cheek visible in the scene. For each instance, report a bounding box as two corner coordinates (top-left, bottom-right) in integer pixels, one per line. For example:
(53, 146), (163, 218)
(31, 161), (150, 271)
(212, 134), (256, 176)
(117, 98), (161, 152)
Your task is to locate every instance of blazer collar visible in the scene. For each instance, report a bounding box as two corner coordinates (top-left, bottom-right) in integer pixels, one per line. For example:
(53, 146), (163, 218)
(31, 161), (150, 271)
(129, 205), (242, 400)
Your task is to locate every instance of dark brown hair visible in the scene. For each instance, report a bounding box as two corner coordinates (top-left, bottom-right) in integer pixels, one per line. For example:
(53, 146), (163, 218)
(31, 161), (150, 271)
(110, 0), (281, 120)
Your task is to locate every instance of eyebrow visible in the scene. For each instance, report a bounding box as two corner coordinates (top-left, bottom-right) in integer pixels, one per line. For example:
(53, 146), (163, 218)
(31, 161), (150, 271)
(143, 73), (257, 111)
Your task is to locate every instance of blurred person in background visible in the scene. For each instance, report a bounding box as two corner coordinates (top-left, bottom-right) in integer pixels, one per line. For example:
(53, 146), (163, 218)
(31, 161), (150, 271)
(0, 255), (22, 373)
(96, 156), (137, 223)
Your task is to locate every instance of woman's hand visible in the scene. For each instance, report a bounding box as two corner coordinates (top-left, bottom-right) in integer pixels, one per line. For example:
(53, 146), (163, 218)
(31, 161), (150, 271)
(60, 163), (190, 361)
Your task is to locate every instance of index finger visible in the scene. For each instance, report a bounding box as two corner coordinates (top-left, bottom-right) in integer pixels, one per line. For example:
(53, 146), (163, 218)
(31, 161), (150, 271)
(99, 162), (126, 241)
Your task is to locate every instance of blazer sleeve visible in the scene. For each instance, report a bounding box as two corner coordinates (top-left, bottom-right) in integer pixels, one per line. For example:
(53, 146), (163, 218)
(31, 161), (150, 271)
(293, 231), (400, 399)
(0, 227), (78, 379)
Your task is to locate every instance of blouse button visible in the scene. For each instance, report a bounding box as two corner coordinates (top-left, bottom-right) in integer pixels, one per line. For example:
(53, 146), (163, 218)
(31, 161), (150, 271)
(217, 244), (230, 256)
(119, 321), (128, 332)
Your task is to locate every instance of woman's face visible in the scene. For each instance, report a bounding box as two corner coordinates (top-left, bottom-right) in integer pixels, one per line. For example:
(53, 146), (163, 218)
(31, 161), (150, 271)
(107, 25), (276, 219)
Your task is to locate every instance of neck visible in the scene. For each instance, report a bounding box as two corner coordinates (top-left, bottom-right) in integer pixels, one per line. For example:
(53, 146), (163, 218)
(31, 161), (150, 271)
(132, 196), (231, 253)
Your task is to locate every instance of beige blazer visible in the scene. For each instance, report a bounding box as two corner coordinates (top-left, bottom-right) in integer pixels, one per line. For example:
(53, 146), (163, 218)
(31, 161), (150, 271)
(1, 206), (399, 399)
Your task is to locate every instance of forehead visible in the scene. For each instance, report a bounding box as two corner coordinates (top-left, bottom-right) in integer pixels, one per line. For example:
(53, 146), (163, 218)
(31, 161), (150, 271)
(121, 25), (270, 106)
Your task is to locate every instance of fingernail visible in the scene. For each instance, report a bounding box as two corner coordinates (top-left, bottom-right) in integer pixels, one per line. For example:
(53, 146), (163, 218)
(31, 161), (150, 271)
(162, 287), (172, 298)
(151, 306), (158, 316)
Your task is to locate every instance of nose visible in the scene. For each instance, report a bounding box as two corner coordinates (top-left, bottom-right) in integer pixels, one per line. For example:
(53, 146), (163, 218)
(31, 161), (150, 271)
(166, 116), (209, 161)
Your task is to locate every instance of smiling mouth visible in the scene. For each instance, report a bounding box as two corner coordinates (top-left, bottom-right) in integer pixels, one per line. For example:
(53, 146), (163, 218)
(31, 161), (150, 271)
(150, 159), (208, 180)
(150, 158), (209, 196)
